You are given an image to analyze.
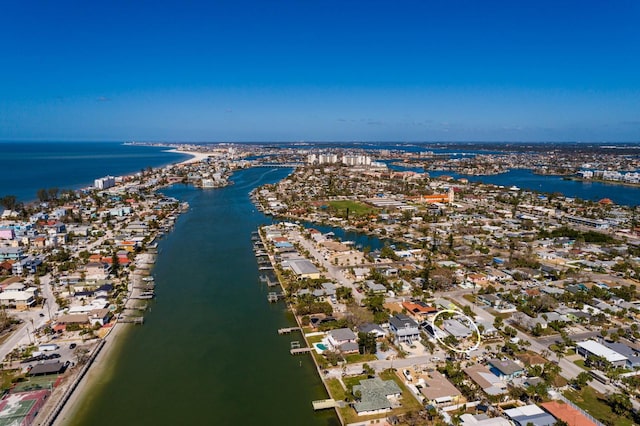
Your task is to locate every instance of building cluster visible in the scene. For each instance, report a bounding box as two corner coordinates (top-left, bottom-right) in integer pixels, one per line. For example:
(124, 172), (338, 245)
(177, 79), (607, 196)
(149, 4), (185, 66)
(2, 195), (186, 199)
(251, 150), (640, 425)
(578, 170), (640, 184)
(0, 150), (238, 425)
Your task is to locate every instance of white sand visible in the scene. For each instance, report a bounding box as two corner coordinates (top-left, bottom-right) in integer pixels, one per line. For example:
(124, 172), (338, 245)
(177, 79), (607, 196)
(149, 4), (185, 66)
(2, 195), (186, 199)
(165, 149), (212, 165)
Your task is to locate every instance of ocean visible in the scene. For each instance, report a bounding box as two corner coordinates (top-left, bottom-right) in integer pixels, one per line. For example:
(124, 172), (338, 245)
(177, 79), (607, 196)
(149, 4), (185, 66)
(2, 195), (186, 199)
(0, 141), (190, 202)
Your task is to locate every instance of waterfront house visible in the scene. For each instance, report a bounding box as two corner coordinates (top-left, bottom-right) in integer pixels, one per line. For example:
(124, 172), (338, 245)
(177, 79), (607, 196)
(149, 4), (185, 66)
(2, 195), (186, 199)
(352, 377), (402, 416)
(327, 328), (358, 353)
(54, 314), (90, 331)
(85, 262), (111, 281)
(284, 259), (320, 280)
(389, 314), (420, 344)
(28, 362), (65, 377)
(88, 308), (113, 326)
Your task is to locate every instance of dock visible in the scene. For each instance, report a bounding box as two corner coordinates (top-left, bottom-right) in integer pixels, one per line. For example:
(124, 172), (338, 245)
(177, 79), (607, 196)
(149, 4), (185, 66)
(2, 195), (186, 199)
(119, 316), (144, 325)
(290, 347), (314, 355)
(267, 292), (284, 303)
(312, 399), (337, 410)
(277, 327), (301, 335)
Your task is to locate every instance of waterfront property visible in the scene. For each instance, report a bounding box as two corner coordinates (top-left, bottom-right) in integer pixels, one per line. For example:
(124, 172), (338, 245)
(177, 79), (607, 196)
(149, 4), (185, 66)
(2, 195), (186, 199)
(352, 377), (402, 416)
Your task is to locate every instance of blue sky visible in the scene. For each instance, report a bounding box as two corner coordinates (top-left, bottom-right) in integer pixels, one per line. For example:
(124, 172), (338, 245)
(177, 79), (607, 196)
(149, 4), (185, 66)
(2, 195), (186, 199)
(1, 0), (639, 142)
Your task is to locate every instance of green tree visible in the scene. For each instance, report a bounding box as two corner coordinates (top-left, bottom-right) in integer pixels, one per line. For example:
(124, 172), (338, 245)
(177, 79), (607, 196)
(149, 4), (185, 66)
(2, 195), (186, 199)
(571, 372), (591, 390)
(358, 332), (377, 355)
(607, 392), (632, 415)
(0, 195), (18, 211)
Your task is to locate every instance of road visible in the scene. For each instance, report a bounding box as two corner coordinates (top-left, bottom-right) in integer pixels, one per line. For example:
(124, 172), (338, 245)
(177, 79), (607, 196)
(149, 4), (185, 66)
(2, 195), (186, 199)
(0, 273), (60, 363)
(291, 230), (365, 304)
(443, 290), (623, 397)
(287, 228), (633, 405)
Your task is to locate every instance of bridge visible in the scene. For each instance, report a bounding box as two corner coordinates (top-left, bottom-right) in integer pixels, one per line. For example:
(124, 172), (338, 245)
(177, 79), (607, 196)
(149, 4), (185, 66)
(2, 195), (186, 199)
(252, 163), (304, 168)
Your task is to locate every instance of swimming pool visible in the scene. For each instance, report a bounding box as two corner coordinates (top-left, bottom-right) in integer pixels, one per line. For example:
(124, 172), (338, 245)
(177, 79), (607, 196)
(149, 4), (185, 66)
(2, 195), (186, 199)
(313, 343), (328, 353)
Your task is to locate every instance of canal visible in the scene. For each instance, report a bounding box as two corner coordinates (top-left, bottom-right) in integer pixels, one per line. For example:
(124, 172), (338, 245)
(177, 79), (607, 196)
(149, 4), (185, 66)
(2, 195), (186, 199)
(70, 167), (340, 426)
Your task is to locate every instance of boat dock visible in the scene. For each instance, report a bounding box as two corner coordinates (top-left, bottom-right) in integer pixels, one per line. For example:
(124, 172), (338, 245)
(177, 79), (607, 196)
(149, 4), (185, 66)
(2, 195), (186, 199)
(290, 347), (314, 355)
(118, 316), (144, 325)
(277, 327), (301, 335)
(312, 399), (337, 410)
(267, 292), (284, 302)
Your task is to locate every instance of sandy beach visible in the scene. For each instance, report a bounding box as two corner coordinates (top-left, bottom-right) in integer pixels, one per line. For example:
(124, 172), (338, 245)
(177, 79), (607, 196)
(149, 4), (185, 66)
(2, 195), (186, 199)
(50, 321), (132, 426)
(165, 148), (212, 165)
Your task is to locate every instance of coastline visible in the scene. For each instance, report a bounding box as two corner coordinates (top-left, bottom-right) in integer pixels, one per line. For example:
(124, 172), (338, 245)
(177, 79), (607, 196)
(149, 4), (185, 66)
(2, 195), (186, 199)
(51, 322), (133, 426)
(164, 148), (212, 165)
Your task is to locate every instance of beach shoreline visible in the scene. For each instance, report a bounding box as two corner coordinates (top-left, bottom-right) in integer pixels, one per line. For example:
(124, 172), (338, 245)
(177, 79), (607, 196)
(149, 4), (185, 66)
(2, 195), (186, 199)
(50, 316), (134, 426)
(164, 148), (212, 165)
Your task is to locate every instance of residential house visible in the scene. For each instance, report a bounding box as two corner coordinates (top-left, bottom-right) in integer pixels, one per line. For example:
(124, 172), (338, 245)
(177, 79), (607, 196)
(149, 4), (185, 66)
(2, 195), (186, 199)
(576, 340), (628, 368)
(459, 414), (512, 426)
(602, 341), (640, 369)
(401, 300), (437, 321)
(443, 319), (474, 339)
(487, 358), (525, 380)
(389, 314), (420, 344)
(464, 364), (507, 396)
(352, 377), (402, 416)
(285, 259), (320, 280)
(365, 280), (387, 294)
(11, 255), (43, 275)
(0, 247), (23, 262)
(85, 262), (111, 281)
(54, 314), (90, 332)
(419, 370), (463, 407)
(503, 404), (557, 426)
(358, 323), (387, 339)
(327, 328), (359, 353)
(88, 309), (113, 326)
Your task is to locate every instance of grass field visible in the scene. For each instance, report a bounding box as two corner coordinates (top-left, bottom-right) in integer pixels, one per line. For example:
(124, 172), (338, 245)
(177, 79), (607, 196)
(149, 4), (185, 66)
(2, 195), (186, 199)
(564, 387), (635, 426)
(326, 200), (376, 218)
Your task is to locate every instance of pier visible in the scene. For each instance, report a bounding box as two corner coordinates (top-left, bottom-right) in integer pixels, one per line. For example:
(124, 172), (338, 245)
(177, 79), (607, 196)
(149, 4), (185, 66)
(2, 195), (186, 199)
(118, 316), (144, 325)
(267, 292), (284, 302)
(312, 399), (337, 410)
(277, 327), (301, 335)
(290, 347), (314, 355)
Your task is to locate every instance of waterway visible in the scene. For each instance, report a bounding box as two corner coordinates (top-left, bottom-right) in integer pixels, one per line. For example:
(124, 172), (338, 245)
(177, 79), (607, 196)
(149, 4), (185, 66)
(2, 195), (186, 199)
(385, 163), (639, 207)
(70, 167), (339, 426)
(429, 169), (640, 207)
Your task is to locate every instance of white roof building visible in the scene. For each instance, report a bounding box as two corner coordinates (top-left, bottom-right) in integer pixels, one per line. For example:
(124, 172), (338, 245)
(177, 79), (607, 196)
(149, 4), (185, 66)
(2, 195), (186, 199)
(576, 340), (627, 367)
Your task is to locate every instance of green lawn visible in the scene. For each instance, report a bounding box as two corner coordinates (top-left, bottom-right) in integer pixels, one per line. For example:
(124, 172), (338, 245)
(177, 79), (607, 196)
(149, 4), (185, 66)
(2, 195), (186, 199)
(345, 353), (377, 364)
(573, 359), (589, 369)
(462, 294), (476, 303)
(564, 387), (635, 426)
(327, 200), (376, 217)
(343, 374), (368, 391)
(325, 378), (347, 400)
(305, 334), (324, 344)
